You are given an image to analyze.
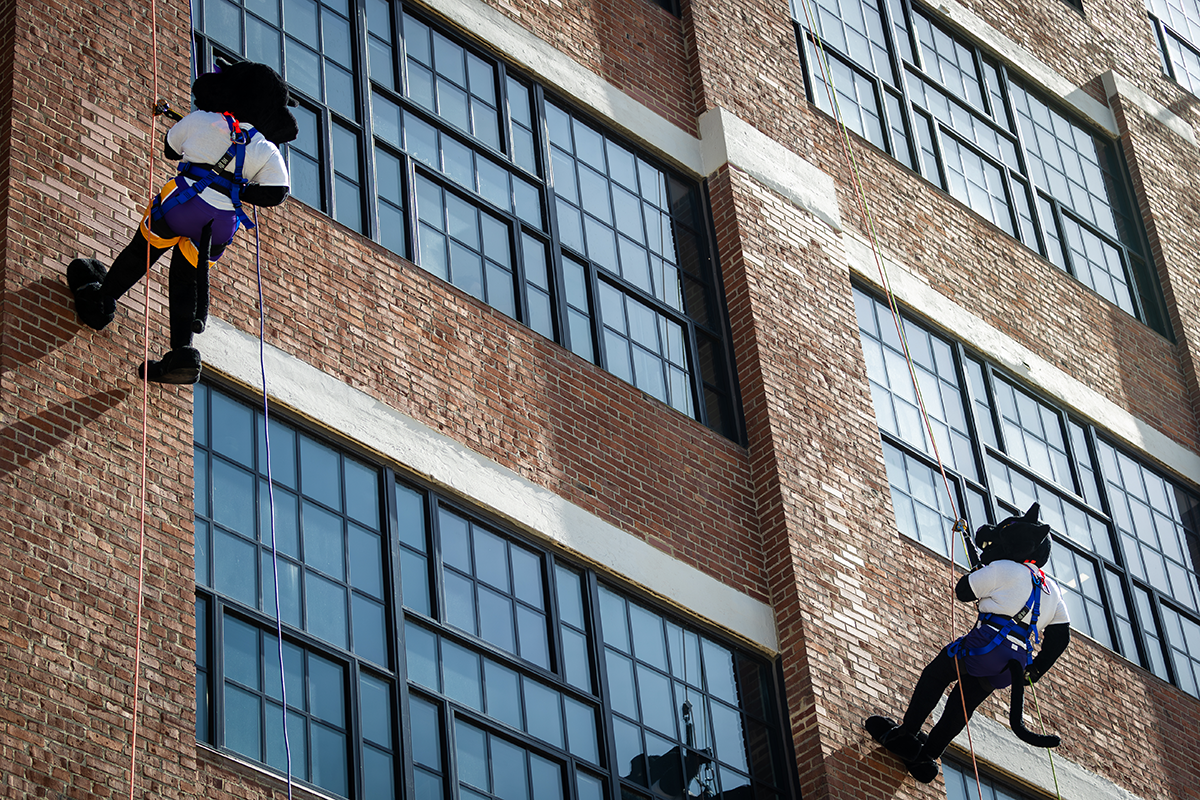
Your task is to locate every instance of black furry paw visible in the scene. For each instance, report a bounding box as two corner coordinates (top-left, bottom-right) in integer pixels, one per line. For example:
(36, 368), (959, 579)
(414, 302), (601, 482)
(66, 258), (115, 330)
(864, 716), (922, 763)
(139, 347), (202, 385)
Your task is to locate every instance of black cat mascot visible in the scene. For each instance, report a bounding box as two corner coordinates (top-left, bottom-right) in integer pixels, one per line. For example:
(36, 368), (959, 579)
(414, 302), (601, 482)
(67, 60), (298, 384)
(865, 503), (1071, 783)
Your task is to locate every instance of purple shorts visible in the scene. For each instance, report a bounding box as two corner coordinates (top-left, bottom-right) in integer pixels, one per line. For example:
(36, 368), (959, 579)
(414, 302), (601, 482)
(948, 625), (1027, 689)
(161, 191), (238, 246)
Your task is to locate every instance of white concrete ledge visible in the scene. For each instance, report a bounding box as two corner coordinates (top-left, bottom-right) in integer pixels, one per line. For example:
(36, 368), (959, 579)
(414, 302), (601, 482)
(196, 318), (780, 654)
(699, 106), (843, 232)
(945, 702), (1147, 800)
(927, 0), (1117, 135)
(1102, 70), (1198, 147)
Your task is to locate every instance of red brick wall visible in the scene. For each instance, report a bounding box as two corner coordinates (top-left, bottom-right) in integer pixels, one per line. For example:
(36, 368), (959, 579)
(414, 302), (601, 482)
(685, 0), (1200, 460)
(433, 0), (697, 135)
(0, 0), (760, 796)
(4, 1), (1200, 800)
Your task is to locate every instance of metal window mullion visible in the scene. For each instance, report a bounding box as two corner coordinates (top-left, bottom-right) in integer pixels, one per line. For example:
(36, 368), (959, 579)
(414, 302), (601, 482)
(530, 83), (576, 353)
(430, 497), (451, 627)
(990, 63), (1057, 261)
(1103, 137), (1166, 332)
(585, 572), (627, 800)
(351, 0), (382, 241)
(1080, 431), (1165, 671)
(949, 340), (990, 515)
(213, 597), (230, 750)
(698, 179), (747, 444)
(1136, 578), (1178, 684)
(1151, 13), (1179, 81)
(387, 468), (422, 800)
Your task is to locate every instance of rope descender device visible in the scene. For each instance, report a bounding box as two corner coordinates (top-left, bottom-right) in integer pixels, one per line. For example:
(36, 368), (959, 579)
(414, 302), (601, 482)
(152, 100), (183, 121)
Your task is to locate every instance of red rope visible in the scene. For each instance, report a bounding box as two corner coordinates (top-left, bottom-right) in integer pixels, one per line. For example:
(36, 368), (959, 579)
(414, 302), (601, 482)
(794, 2), (985, 795)
(128, 0), (161, 797)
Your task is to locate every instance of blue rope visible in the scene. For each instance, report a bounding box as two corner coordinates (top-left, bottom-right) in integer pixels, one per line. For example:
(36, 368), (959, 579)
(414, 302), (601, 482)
(255, 206), (294, 800)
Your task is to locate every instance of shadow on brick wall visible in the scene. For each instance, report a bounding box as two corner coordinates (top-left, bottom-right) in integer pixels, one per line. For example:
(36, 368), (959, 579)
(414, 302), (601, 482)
(0, 386), (129, 478)
(1, 275), (89, 375)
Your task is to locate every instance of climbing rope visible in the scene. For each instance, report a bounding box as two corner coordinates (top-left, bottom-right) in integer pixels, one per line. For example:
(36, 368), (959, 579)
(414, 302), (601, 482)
(1028, 680), (1063, 797)
(254, 207), (296, 800)
(127, 0), (162, 797)
(793, 1), (987, 796)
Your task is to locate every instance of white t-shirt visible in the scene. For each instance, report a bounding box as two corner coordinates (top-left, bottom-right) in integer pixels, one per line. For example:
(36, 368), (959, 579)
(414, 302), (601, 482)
(166, 110), (290, 211)
(968, 560), (1070, 634)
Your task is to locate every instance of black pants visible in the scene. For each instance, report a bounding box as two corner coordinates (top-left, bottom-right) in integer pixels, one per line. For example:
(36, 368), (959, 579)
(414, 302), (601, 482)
(102, 216), (225, 350)
(899, 649), (996, 759)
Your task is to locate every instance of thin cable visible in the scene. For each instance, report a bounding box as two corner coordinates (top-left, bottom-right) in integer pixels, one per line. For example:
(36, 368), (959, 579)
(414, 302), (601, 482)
(128, 1), (161, 797)
(794, 2), (984, 794)
(1027, 681), (1064, 800)
(255, 206), (295, 800)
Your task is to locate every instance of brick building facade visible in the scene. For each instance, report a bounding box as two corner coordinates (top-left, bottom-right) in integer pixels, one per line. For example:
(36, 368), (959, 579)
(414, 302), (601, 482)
(1, 0), (1198, 799)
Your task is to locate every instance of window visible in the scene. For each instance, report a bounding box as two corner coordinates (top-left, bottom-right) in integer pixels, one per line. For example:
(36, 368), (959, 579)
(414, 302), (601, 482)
(944, 759), (1045, 799)
(194, 384), (795, 799)
(191, 0), (741, 440)
(854, 286), (1200, 698)
(1149, 0), (1200, 97)
(791, 0), (1169, 336)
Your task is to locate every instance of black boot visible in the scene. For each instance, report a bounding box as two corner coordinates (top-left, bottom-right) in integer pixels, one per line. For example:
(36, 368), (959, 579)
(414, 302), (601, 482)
(138, 347), (202, 384)
(66, 258), (116, 330)
(906, 746), (940, 783)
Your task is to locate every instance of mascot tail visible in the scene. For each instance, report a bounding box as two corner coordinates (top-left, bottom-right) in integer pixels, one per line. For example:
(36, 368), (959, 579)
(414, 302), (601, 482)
(1007, 661), (1060, 748)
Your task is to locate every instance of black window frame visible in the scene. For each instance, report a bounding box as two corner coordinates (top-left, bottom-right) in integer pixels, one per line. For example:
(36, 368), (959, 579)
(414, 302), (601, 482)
(194, 381), (798, 800)
(853, 283), (1200, 699)
(1148, 0), (1200, 98)
(791, 0), (1171, 338)
(189, 0), (744, 442)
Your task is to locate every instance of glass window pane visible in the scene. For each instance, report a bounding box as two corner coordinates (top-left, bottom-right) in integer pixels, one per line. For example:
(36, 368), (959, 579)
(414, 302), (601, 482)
(484, 659), (523, 729)
(456, 721), (489, 789)
(443, 639), (482, 710)
(360, 673), (392, 746)
(349, 524), (384, 598)
(215, 529), (258, 607)
(522, 677), (564, 748)
(213, 459), (256, 537)
(307, 571), (349, 647)
(353, 594), (389, 664)
(410, 695), (442, 768)
(491, 738), (529, 800)
(311, 721), (349, 795)
(225, 684), (263, 760)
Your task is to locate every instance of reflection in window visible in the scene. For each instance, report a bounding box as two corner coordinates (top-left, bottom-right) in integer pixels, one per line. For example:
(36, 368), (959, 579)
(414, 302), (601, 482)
(197, 385), (791, 796)
(1150, 0), (1200, 97)
(598, 587), (783, 800)
(794, 0), (1169, 335)
(853, 287), (1200, 698)
(944, 758), (1040, 799)
(195, 0), (741, 440)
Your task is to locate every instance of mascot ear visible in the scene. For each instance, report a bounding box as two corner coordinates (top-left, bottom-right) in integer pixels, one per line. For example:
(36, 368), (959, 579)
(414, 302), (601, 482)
(1023, 503), (1041, 523)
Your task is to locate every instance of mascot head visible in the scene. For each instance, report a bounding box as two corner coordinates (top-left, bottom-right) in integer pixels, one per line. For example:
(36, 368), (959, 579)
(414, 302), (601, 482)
(974, 503), (1052, 567)
(192, 60), (299, 145)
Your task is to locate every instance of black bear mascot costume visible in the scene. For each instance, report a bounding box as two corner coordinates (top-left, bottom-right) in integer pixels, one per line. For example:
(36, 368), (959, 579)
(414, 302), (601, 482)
(67, 60), (298, 384)
(866, 503), (1071, 783)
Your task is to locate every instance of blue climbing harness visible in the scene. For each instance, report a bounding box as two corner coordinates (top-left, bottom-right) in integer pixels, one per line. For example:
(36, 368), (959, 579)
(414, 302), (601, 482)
(152, 111), (257, 231)
(949, 562), (1045, 667)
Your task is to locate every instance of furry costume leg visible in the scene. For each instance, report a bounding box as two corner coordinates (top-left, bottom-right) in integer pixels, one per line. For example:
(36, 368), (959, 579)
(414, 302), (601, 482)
(68, 226), (171, 330)
(139, 246), (203, 384)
